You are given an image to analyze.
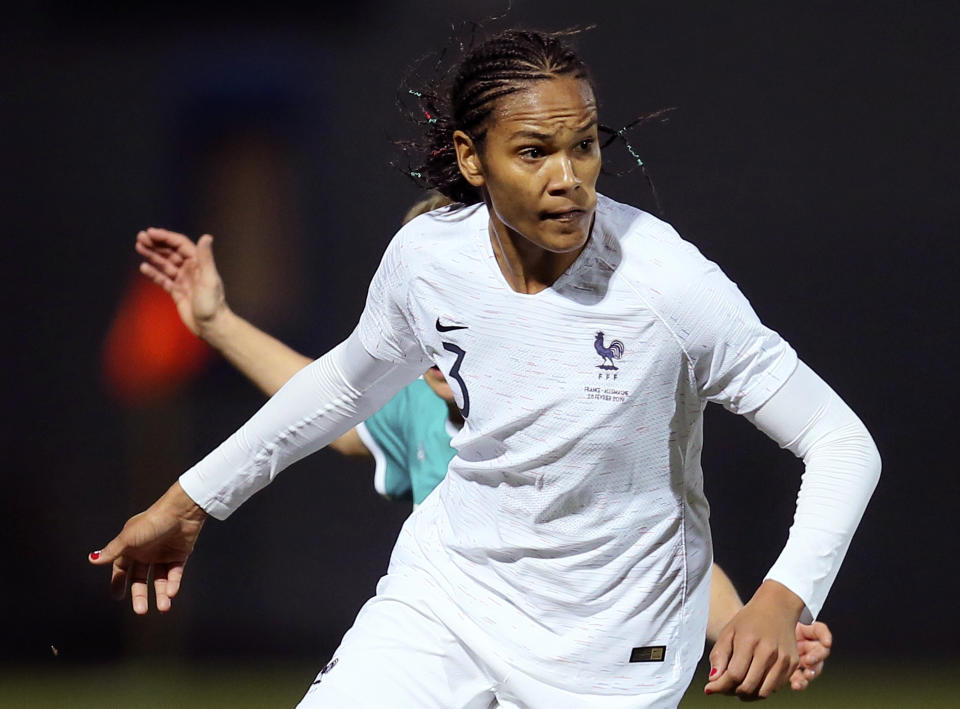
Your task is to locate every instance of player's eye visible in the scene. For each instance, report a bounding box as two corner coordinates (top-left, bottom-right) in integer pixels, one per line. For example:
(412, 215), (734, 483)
(519, 146), (545, 160)
(577, 138), (595, 152)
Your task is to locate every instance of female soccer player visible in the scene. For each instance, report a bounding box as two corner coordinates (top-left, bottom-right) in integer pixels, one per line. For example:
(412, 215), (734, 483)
(92, 29), (877, 707)
(134, 200), (832, 692)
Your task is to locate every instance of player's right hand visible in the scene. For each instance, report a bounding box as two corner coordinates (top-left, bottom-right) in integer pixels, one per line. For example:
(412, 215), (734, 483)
(88, 482), (207, 615)
(135, 227), (228, 339)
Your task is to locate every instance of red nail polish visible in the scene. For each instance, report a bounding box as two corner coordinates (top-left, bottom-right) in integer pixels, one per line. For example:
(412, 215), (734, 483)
(709, 667), (718, 678)
(89, 551), (101, 560)
(705, 689), (712, 695)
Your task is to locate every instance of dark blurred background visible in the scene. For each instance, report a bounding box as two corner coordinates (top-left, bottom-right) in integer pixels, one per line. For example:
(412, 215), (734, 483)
(2, 0), (957, 692)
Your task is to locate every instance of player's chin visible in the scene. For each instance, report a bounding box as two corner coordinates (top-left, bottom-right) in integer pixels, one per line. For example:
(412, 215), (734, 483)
(534, 227), (590, 253)
(537, 214), (593, 251)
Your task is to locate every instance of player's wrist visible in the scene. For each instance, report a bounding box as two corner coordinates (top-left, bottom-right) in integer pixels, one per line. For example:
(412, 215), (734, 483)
(162, 481), (209, 522)
(196, 304), (237, 348)
(752, 579), (806, 621)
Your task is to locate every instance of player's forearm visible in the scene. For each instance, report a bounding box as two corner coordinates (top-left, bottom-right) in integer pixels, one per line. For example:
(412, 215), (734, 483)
(201, 308), (313, 397)
(749, 361), (881, 622)
(706, 564), (745, 643)
(179, 329), (420, 520)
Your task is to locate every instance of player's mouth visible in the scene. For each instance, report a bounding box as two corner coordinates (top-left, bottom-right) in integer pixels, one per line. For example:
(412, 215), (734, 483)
(541, 208), (586, 222)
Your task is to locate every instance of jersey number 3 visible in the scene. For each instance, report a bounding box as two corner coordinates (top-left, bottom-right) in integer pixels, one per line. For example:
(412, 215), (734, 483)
(441, 342), (470, 418)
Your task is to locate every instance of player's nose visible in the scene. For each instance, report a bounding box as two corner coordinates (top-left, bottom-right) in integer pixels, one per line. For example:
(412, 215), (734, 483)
(547, 154), (581, 194)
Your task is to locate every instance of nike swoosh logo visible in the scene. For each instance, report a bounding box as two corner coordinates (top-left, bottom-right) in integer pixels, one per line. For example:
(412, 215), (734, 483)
(436, 318), (468, 332)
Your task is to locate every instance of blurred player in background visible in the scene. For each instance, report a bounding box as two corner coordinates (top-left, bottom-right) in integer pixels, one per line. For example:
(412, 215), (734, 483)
(134, 193), (831, 693)
(92, 29), (879, 707)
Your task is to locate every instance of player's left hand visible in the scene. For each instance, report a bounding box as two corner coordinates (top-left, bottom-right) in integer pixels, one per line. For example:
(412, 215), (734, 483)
(789, 620), (832, 691)
(704, 580), (804, 700)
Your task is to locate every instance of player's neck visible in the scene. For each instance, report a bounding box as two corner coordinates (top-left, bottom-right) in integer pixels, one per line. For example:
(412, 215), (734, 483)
(488, 220), (586, 294)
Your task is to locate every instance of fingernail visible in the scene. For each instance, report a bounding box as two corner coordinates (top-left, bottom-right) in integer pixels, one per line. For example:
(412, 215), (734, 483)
(89, 550), (101, 560)
(709, 667), (718, 677)
(705, 689), (712, 695)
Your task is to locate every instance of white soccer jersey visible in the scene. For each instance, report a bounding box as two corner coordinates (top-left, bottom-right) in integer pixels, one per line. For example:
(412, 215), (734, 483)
(179, 193), (823, 704)
(351, 194), (798, 696)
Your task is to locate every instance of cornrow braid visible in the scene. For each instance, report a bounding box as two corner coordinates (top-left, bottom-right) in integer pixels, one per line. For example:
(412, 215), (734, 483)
(398, 29), (596, 205)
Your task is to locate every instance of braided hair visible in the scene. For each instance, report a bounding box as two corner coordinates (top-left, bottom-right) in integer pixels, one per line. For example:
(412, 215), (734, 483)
(400, 29), (597, 205)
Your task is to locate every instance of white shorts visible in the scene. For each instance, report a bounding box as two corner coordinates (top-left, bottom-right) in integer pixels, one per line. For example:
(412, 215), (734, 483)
(297, 586), (684, 709)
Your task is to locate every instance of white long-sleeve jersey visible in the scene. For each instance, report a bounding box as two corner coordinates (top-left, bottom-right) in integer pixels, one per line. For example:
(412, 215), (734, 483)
(180, 194), (880, 698)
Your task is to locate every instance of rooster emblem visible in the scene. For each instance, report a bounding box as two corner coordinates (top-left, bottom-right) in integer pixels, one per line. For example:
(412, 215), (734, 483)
(594, 331), (625, 370)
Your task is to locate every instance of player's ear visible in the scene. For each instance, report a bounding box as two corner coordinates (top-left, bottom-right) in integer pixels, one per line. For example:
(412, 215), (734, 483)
(453, 130), (485, 187)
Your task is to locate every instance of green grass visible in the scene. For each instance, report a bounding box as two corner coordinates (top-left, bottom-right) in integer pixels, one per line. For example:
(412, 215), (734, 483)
(678, 658), (956, 708)
(0, 659), (954, 708)
(0, 662), (314, 709)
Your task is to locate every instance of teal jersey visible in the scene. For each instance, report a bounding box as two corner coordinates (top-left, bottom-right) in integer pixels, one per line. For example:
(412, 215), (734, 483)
(356, 378), (456, 505)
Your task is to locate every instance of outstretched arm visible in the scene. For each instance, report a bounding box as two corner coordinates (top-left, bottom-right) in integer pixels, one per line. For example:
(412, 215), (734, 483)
(136, 228), (369, 457)
(90, 330), (423, 614)
(94, 229), (429, 615)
